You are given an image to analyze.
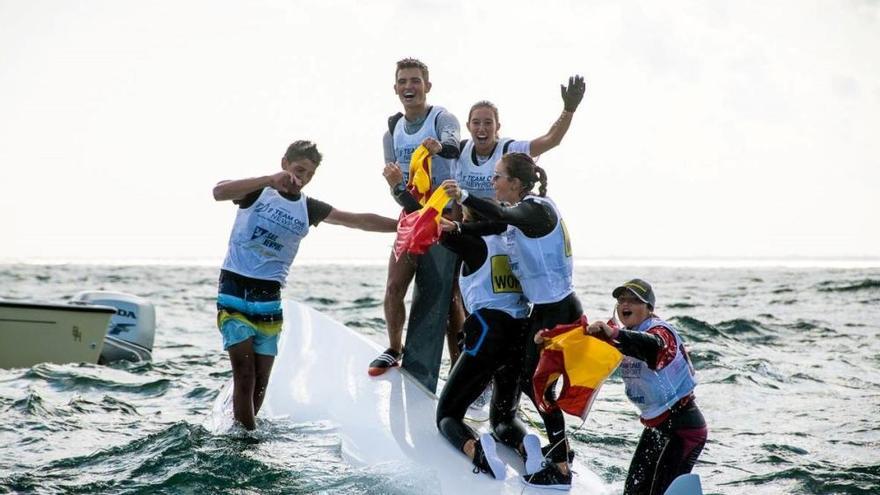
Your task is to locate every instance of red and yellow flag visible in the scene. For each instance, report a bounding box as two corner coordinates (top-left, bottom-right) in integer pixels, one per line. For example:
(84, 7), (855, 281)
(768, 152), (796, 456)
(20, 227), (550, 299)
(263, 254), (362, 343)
(407, 144), (433, 205)
(393, 144), (450, 259)
(393, 186), (450, 260)
(532, 315), (623, 419)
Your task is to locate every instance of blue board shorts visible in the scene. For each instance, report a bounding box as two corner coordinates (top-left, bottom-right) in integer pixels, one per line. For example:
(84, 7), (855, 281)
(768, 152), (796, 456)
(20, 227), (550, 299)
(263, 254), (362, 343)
(216, 269), (283, 356)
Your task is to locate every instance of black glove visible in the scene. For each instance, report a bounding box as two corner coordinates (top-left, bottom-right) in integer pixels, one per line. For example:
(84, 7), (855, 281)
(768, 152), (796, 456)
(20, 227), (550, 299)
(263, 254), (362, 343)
(561, 75), (586, 112)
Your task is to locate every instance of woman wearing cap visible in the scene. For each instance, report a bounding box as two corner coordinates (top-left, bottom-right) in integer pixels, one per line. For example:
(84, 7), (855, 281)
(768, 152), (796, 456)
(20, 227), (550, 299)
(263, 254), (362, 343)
(440, 153), (579, 490)
(586, 279), (707, 495)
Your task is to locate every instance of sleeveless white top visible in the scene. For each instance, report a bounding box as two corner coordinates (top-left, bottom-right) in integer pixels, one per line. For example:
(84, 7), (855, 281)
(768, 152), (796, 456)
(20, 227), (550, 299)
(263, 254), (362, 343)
(221, 188), (310, 283)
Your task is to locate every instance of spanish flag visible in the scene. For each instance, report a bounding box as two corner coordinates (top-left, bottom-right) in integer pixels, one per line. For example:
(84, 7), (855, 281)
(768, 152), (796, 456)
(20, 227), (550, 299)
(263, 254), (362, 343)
(532, 315), (623, 419)
(407, 144), (433, 205)
(393, 187), (450, 260)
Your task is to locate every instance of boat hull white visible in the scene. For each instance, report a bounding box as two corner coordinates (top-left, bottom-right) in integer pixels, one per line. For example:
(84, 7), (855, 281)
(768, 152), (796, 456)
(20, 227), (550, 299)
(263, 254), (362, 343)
(0, 301), (115, 369)
(208, 300), (609, 494)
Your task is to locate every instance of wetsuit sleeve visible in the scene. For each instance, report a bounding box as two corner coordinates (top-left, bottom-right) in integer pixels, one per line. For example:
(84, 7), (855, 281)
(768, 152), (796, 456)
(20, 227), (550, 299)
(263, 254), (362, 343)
(394, 188), (422, 213)
(440, 232), (487, 276)
(462, 195), (556, 238)
(383, 131), (396, 164)
(612, 326), (670, 370)
(305, 197), (333, 226)
(436, 110), (461, 159)
(233, 189), (263, 209)
(459, 221), (507, 237)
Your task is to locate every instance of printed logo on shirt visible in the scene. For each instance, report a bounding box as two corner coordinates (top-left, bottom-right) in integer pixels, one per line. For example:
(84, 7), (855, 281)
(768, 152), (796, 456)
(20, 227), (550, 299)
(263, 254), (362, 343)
(461, 174), (493, 193)
(396, 146), (417, 182)
(490, 255), (523, 293)
(250, 226), (284, 252)
(621, 360), (642, 379)
(253, 202), (308, 235)
(626, 390), (646, 404)
(561, 219), (572, 258)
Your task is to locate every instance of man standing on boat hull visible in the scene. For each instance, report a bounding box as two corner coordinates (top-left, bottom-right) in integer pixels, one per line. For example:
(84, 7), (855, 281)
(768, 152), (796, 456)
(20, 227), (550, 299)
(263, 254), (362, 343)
(369, 58), (463, 388)
(214, 141), (398, 431)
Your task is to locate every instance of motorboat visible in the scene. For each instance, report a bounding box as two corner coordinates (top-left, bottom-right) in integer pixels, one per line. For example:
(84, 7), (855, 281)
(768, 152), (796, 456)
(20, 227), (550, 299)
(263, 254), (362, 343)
(0, 300), (116, 369)
(0, 291), (156, 369)
(74, 291), (155, 363)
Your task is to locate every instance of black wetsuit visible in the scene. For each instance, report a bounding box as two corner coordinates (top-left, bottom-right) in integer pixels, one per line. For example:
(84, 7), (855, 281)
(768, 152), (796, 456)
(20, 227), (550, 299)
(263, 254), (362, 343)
(611, 325), (708, 495)
(396, 189), (532, 451)
(461, 194), (580, 463)
(435, 303), (530, 452)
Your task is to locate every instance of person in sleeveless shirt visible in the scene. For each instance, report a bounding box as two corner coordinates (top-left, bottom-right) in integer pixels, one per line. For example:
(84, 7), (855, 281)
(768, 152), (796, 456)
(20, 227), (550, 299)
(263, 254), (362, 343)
(213, 140), (398, 431)
(440, 153), (581, 490)
(585, 279), (707, 495)
(370, 58), (465, 377)
(383, 165), (541, 480)
(457, 75), (585, 200)
(436, 206), (537, 481)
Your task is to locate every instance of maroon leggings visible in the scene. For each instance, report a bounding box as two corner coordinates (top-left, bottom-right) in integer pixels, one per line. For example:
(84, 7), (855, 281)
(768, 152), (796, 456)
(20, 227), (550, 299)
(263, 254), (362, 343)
(624, 402), (707, 495)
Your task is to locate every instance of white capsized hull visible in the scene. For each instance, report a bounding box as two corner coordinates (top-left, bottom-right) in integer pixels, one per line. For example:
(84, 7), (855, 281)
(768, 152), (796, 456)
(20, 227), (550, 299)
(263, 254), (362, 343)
(208, 300), (609, 494)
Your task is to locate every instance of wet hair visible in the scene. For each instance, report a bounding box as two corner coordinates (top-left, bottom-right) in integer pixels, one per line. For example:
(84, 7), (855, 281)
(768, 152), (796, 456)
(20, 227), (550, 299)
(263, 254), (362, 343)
(395, 58), (429, 82)
(468, 100), (500, 122)
(284, 140), (322, 166)
(501, 152), (547, 197)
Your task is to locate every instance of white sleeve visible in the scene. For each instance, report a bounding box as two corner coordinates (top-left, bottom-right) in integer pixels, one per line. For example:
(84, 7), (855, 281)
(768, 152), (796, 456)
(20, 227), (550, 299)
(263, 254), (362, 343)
(505, 139), (531, 155)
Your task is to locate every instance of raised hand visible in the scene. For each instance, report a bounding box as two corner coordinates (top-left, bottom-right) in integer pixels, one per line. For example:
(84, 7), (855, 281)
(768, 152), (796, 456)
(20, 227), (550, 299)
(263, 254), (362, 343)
(383, 162), (404, 187)
(421, 137), (442, 155)
(585, 320), (613, 339)
(440, 179), (462, 201)
(439, 217), (458, 232)
(269, 170), (298, 194)
(561, 75), (586, 112)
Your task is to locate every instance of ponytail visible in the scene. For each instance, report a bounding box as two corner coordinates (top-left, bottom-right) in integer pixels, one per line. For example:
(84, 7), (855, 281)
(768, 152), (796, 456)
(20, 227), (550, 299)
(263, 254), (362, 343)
(535, 165), (547, 197)
(501, 152), (549, 197)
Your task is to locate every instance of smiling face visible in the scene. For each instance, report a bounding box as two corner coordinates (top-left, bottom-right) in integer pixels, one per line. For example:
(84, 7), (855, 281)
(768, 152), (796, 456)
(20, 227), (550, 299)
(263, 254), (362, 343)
(394, 67), (431, 112)
(492, 160), (522, 204)
(467, 105), (500, 155)
(616, 290), (652, 328)
(281, 158), (318, 193)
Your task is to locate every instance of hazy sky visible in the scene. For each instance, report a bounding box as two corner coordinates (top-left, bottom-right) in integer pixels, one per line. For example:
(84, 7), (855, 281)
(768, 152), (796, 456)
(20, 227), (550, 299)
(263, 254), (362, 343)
(2, 0), (878, 263)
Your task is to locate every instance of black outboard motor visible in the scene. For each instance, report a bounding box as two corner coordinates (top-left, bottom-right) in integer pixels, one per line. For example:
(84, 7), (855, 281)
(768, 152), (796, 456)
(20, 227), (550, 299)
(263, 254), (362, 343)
(73, 291), (155, 363)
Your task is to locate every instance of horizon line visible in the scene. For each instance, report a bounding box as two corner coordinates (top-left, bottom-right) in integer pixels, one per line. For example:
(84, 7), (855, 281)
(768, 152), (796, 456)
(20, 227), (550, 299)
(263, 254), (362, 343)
(2, 256), (879, 269)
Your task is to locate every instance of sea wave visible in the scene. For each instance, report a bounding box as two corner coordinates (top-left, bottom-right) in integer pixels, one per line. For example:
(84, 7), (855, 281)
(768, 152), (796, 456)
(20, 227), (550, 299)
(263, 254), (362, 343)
(816, 279), (880, 293)
(23, 364), (171, 396)
(723, 461), (880, 495)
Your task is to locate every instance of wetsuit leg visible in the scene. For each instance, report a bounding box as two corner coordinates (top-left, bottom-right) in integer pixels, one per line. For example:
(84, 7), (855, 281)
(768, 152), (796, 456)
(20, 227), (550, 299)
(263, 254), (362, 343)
(519, 293), (583, 463)
(436, 311), (500, 451)
(489, 319), (529, 449)
(624, 427), (666, 495)
(650, 404), (708, 494)
(625, 403), (708, 495)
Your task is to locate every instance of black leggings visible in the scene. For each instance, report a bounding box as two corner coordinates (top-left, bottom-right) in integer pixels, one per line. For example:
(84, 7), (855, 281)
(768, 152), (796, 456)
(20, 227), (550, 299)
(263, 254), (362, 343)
(520, 292), (583, 463)
(436, 308), (530, 452)
(625, 401), (708, 495)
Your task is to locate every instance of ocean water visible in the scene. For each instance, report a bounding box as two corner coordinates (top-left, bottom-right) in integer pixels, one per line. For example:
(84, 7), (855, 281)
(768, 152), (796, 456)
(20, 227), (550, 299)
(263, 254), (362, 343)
(1, 262), (879, 494)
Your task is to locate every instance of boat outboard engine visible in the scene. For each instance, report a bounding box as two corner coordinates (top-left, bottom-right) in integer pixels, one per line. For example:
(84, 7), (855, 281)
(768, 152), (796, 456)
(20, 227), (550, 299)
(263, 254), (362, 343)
(72, 291), (155, 363)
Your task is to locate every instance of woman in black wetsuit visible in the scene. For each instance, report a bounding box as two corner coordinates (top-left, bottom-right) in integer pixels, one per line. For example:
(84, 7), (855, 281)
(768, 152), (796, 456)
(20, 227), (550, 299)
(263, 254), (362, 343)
(436, 207), (536, 480)
(586, 279), (707, 495)
(441, 152), (581, 490)
(384, 165), (539, 480)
